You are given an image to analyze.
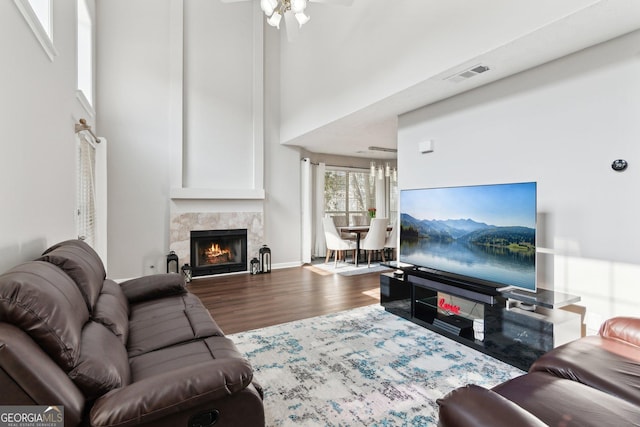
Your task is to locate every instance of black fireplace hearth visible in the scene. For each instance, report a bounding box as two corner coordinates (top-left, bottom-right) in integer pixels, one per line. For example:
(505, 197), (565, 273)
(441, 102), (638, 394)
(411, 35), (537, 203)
(190, 229), (247, 276)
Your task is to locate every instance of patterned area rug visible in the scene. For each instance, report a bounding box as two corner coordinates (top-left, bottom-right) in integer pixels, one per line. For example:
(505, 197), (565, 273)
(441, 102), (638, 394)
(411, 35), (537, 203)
(230, 305), (524, 426)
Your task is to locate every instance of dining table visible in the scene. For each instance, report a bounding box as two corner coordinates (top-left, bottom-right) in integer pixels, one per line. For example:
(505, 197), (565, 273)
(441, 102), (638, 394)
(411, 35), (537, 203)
(338, 224), (392, 266)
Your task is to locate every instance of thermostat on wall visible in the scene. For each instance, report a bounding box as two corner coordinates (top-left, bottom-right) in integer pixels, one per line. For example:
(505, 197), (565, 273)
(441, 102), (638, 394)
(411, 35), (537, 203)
(611, 159), (628, 172)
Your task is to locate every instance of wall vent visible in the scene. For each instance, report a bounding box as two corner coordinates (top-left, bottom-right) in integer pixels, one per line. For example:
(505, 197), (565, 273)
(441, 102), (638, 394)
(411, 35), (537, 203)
(445, 64), (490, 83)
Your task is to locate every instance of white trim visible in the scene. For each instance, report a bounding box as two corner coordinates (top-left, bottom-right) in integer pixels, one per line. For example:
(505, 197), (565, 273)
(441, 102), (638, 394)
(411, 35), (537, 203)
(94, 137), (108, 267)
(13, 0), (58, 61)
(76, 90), (95, 118)
(170, 187), (266, 200)
(273, 261), (303, 270)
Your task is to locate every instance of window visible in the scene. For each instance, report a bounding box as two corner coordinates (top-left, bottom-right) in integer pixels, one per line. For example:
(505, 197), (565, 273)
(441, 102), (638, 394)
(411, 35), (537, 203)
(77, 0), (94, 110)
(77, 134), (96, 247)
(28, 0), (51, 37)
(324, 169), (376, 226)
(13, 0), (57, 60)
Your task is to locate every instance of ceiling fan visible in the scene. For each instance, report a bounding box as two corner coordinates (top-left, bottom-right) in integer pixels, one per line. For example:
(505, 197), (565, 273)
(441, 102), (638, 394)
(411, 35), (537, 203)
(221, 0), (354, 41)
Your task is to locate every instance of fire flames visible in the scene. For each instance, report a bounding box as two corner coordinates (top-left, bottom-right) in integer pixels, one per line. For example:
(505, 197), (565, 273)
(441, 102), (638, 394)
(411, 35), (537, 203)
(203, 243), (231, 264)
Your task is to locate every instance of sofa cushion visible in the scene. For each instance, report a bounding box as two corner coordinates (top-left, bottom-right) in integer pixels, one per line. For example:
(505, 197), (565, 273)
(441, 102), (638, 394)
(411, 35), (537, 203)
(127, 293), (224, 358)
(42, 239), (107, 280)
(599, 316), (640, 347)
(0, 261), (89, 370)
(129, 336), (243, 381)
(529, 335), (640, 406)
(119, 273), (186, 303)
(39, 244), (106, 313)
(69, 321), (131, 399)
(92, 280), (130, 345)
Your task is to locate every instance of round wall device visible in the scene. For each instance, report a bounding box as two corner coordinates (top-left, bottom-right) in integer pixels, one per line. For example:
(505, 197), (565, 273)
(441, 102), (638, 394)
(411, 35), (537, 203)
(611, 159), (628, 172)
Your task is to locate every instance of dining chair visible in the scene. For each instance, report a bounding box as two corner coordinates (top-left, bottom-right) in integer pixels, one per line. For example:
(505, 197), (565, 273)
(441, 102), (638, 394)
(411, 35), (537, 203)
(323, 217), (357, 267)
(331, 215), (355, 241)
(360, 218), (388, 267)
(384, 223), (398, 260)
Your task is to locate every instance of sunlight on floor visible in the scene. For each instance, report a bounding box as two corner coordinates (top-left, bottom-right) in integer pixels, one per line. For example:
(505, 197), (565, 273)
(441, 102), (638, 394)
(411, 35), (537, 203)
(362, 287), (380, 299)
(303, 264), (334, 276)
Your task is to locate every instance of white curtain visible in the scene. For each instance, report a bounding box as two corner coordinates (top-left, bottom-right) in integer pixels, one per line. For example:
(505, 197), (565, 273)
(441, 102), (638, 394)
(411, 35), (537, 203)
(301, 159), (327, 263)
(301, 158), (313, 263)
(313, 162), (326, 257)
(376, 175), (387, 219)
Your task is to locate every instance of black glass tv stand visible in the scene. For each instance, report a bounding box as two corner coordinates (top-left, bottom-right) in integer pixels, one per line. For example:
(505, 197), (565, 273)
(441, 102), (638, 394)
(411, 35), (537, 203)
(499, 287), (581, 310)
(380, 267), (582, 371)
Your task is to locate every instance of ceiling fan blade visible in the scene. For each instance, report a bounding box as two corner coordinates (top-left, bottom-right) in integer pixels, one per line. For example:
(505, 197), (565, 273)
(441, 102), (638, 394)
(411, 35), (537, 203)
(309, 0), (354, 6)
(283, 11), (300, 42)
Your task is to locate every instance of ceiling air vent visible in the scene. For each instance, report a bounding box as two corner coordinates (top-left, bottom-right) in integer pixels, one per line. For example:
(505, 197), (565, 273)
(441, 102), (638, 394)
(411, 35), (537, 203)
(445, 64), (490, 83)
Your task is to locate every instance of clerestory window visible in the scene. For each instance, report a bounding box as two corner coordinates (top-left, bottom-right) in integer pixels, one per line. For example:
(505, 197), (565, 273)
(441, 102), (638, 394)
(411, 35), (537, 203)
(13, 0), (57, 60)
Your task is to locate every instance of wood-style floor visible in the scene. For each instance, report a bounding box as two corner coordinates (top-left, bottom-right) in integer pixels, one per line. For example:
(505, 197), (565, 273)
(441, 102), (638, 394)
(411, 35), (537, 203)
(188, 263), (381, 334)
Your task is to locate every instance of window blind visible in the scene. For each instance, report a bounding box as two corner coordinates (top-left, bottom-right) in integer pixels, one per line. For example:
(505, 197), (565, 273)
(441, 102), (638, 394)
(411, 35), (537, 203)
(77, 133), (96, 247)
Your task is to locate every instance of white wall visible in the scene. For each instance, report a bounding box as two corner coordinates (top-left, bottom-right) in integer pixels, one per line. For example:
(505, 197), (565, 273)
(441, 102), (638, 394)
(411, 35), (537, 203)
(278, 0), (603, 144)
(0, 1), (92, 273)
(398, 30), (640, 331)
(97, 0), (174, 277)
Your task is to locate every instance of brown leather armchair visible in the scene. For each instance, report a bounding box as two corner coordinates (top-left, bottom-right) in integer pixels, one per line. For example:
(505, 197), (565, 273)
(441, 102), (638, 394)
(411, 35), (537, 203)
(0, 239), (264, 427)
(438, 317), (640, 426)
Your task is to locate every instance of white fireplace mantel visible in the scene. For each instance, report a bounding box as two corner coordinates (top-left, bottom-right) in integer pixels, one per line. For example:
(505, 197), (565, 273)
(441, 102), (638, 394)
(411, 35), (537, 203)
(170, 187), (265, 200)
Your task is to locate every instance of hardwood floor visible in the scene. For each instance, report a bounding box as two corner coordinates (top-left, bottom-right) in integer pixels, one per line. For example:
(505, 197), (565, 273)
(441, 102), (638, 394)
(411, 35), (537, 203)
(188, 264), (382, 334)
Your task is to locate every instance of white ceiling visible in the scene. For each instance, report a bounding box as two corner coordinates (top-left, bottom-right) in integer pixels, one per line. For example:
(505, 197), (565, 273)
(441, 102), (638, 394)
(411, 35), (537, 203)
(277, 0), (640, 160)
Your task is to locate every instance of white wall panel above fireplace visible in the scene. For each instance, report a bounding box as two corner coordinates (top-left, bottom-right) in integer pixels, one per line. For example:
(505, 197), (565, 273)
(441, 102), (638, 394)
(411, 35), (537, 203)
(180, 0), (264, 194)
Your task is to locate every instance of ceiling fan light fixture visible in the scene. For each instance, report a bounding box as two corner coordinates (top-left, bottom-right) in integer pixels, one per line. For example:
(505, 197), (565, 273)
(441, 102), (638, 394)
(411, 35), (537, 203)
(260, 0), (278, 16)
(267, 11), (282, 28)
(290, 0), (307, 14)
(295, 11), (310, 27)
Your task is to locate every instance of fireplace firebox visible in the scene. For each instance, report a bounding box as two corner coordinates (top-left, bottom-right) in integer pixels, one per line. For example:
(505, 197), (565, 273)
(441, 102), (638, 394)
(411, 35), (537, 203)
(190, 229), (247, 276)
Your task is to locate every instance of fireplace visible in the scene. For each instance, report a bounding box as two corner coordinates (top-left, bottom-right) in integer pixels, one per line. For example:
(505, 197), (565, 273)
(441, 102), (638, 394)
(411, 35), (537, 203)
(190, 229), (247, 276)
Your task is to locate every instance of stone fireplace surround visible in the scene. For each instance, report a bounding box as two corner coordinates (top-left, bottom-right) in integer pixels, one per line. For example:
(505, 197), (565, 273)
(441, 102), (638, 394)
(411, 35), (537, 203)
(169, 212), (264, 273)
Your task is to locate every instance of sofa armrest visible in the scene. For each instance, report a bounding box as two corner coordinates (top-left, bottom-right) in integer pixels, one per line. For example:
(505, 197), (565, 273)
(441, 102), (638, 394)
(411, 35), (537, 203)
(599, 316), (640, 347)
(0, 324), (86, 427)
(119, 273), (186, 303)
(437, 385), (547, 427)
(90, 358), (254, 427)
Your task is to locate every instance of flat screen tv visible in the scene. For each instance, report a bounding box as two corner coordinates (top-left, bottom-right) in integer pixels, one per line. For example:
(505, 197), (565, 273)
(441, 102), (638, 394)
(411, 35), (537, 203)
(400, 182), (537, 293)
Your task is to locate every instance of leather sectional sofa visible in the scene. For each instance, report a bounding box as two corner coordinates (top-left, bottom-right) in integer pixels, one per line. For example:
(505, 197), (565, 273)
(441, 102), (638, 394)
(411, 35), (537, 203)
(0, 239), (264, 427)
(438, 316), (640, 426)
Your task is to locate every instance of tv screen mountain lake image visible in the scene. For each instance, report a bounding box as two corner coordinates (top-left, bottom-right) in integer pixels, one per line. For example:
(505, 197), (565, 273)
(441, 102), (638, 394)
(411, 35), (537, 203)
(400, 182), (537, 290)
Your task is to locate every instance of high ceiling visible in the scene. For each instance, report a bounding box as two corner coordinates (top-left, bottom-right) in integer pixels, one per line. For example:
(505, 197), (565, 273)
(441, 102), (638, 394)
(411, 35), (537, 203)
(275, 0), (640, 160)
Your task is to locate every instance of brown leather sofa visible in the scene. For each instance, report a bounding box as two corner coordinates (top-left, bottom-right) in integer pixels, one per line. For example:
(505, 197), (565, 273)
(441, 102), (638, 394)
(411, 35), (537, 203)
(0, 239), (264, 427)
(437, 316), (640, 426)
